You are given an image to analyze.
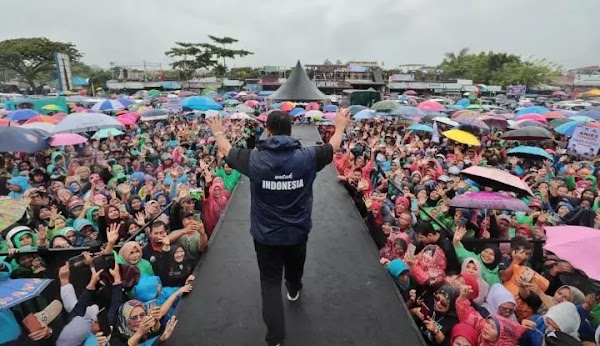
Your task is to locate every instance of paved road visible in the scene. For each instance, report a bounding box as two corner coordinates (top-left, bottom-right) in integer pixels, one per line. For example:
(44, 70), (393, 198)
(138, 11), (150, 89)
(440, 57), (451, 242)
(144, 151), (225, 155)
(168, 125), (424, 346)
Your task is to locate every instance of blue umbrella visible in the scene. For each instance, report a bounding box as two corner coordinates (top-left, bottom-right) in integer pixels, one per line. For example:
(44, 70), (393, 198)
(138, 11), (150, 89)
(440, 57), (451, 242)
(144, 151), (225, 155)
(117, 98), (134, 108)
(456, 98), (470, 108)
(516, 106), (549, 116)
(91, 99), (126, 112)
(576, 110), (600, 121)
(0, 127), (50, 153)
(5, 109), (39, 122)
(448, 105), (464, 110)
(353, 110), (375, 120)
(289, 108), (306, 117)
(0, 277), (53, 311)
(554, 121), (586, 137)
(323, 104), (338, 112)
(507, 146), (553, 161)
(389, 107), (423, 117)
(406, 124), (433, 133)
(569, 115), (594, 123)
(181, 96), (223, 111)
(223, 99), (240, 106)
(270, 103), (281, 110)
(348, 105), (367, 115)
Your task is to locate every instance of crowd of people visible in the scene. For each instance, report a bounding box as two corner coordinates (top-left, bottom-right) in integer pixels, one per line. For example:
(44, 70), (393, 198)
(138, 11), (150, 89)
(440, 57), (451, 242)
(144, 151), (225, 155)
(0, 103), (253, 345)
(318, 114), (600, 346)
(0, 92), (600, 346)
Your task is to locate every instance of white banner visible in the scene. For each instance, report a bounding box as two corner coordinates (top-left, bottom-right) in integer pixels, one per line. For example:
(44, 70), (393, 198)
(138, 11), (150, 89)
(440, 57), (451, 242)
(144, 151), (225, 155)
(567, 125), (600, 157)
(166, 95), (182, 114)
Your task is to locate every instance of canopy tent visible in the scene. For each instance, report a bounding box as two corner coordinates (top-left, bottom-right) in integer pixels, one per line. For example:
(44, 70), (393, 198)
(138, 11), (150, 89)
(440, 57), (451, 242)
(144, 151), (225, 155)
(268, 61), (329, 101)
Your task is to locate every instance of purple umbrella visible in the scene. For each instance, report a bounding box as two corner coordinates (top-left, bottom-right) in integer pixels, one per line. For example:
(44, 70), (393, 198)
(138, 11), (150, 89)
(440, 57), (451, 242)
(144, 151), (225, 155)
(449, 192), (530, 211)
(454, 116), (490, 130)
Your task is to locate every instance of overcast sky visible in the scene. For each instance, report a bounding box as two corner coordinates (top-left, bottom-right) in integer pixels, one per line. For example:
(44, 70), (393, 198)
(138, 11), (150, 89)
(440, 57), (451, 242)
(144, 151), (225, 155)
(2, 0), (597, 71)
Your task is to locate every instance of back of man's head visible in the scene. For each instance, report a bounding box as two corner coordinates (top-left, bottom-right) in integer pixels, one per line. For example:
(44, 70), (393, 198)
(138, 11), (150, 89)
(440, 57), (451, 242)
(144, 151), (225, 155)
(266, 111), (292, 136)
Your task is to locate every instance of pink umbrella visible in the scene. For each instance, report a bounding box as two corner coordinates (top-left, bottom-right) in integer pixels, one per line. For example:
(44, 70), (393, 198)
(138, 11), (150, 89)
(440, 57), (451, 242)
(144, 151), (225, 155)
(257, 113), (267, 122)
(544, 226), (600, 280)
(449, 192), (530, 211)
(460, 166), (533, 197)
(323, 112), (337, 120)
(120, 112), (140, 120)
(306, 102), (320, 111)
(516, 113), (547, 123)
(117, 114), (137, 126)
(417, 100), (445, 111)
(403, 90), (417, 95)
(479, 115), (509, 129)
(244, 100), (259, 107)
(48, 133), (88, 147)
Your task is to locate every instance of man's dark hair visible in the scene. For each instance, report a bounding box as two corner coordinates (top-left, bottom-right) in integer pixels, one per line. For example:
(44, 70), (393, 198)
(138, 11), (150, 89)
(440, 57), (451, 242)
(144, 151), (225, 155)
(266, 110), (292, 136)
(150, 220), (167, 233)
(414, 221), (436, 236)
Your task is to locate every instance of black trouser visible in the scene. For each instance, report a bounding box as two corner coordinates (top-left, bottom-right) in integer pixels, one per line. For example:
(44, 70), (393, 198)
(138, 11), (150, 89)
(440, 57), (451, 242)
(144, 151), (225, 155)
(253, 239), (307, 346)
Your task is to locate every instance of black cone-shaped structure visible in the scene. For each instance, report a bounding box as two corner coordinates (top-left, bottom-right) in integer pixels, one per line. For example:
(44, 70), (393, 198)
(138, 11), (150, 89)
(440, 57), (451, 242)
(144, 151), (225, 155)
(268, 61), (329, 101)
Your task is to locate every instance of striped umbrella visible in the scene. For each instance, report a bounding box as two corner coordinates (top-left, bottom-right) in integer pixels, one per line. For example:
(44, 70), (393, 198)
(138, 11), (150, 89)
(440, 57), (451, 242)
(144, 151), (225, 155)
(91, 99), (126, 112)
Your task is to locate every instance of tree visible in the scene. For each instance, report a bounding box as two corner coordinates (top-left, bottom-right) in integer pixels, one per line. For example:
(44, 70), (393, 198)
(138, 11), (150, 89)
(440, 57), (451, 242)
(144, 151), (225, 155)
(335, 59), (343, 65)
(437, 48), (558, 88)
(206, 36), (253, 70)
(323, 59), (332, 65)
(165, 42), (217, 80)
(0, 37), (82, 90)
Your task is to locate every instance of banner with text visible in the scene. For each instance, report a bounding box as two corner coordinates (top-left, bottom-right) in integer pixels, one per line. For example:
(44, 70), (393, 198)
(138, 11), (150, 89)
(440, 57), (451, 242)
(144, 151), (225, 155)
(567, 125), (600, 157)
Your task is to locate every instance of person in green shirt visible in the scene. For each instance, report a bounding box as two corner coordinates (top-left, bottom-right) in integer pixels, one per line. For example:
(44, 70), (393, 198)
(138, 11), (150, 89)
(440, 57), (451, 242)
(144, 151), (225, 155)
(214, 163), (241, 192)
(452, 227), (502, 286)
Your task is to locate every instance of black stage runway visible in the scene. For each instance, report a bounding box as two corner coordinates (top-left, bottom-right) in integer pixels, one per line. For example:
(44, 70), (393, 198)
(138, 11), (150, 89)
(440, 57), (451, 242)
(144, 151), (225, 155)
(168, 126), (424, 346)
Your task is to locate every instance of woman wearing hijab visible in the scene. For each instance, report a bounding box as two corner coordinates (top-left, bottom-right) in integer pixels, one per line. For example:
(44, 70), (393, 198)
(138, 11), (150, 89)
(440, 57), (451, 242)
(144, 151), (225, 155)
(455, 285), (526, 346)
(521, 302), (581, 346)
(379, 232), (409, 262)
(384, 259), (410, 301)
(481, 284), (518, 321)
(461, 258), (489, 305)
(117, 300), (161, 345)
(159, 245), (195, 288)
(414, 284), (460, 345)
(453, 227), (502, 286)
(117, 241), (154, 275)
(450, 323), (478, 346)
(202, 178), (230, 237)
(406, 244), (447, 287)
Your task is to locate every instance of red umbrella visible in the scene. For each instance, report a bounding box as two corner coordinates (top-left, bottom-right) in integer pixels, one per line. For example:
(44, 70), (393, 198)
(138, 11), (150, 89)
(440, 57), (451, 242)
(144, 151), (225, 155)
(0, 119), (18, 126)
(403, 90), (417, 96)
(245, 100), (259, 107)
(417, 100), (445, 111)
(117, 114), (137, 126)
(544, 112), (566, 120)
(516, 114), (547, 123)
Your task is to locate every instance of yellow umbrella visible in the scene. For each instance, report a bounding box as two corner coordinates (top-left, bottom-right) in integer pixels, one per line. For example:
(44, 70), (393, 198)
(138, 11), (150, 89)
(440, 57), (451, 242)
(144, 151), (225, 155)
(41, 104), (65, 112)
(586, 89), (600, 97)
(442, 129), (481, 146)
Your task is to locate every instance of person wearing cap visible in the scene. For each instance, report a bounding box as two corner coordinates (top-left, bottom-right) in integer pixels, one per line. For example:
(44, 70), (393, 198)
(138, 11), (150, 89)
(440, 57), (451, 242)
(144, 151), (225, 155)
(208, 109), (349, 346)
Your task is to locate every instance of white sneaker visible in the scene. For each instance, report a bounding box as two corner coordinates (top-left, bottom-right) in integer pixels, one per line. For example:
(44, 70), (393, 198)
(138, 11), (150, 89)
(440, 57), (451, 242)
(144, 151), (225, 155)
(286, 290), (300, 301)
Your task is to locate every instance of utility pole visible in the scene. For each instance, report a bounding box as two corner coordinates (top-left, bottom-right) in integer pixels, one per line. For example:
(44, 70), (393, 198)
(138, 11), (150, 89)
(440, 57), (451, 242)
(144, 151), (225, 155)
(143, 60), (148, 81)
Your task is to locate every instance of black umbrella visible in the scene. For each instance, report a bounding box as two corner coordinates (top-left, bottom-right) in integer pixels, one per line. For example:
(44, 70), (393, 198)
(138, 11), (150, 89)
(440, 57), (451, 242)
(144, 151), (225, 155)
(501, 126), (554, 141)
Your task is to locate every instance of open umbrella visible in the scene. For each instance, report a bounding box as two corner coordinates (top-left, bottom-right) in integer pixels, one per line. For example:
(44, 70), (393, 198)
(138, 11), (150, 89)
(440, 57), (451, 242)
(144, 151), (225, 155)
(406, 124), (433, 133)
(24, 116), (59, 125)
(516, 106), (549, 115)
(323, 104), (338, 112)
(147, 89), (161, 97)
(345, 105), (364, 116)
(576, 110), (600, 121)
(442, 129), (480, 146)
(5, 109), (40, 122)
(548, 118), (572, 128)
(244, 100), (259, 108)
(544, 112), (566, 120)
(52, 112), (124, 134)
(0, 119), (19, 127)
(501, 127), (554, 141)
(223, 99), (239, 106)
(507, 146), (553, 161)
(433, 117), (458, 127)
(479, 115), (509, 130)
(554, 121), (587, 137)
(181, 96), (223, 111)
(451, 110), (481, 119)
(289, 108), (306, 117)
(403, 90), (417, 96)
(323, 112), (337, 120)
(353, 110), (375, 120)
(390, 107), (422, 117)
(0, 198), (30, 232)
(91, 99), (126, 112)
(49, 133), (88, 146)
(516, 114), (548, 123)
(41, 104), (65, 113)
(116, 114), (137, 126)
(455, 116), (489, 130)
(279, 102), (295, 112)
(140, 109), (169, 121)
(417, 100), (445, 111)
(305, 110), (324, 119)
(544, 226), (600, 281)
(228, 112), (252, 120)
(92, 128), (125, 139)
(235, 105), (255, 114)
(371, 100), (399, 111)
(460, 166), (533, 197)
(449, 192), (530, 211)
(0, 278), (54, 311)
(0, 127), (50, 153)
(22, 122), (55, 133)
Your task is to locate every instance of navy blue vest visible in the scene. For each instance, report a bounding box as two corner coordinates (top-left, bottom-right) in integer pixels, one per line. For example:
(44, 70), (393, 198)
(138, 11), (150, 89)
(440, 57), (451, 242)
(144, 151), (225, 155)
(248, 135), (318, 245)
